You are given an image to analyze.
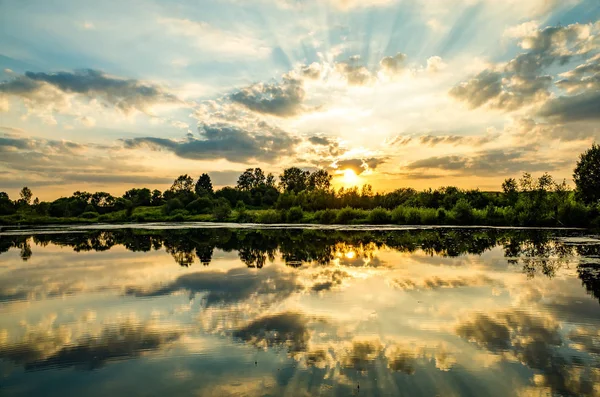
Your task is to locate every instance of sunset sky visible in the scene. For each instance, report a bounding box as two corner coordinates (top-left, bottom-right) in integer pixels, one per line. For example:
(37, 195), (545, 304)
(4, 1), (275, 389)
(0, 0), (599, 199)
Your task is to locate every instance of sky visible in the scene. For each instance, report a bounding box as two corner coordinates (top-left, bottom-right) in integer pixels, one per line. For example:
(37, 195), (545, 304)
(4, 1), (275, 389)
(0, 0), (599, 200)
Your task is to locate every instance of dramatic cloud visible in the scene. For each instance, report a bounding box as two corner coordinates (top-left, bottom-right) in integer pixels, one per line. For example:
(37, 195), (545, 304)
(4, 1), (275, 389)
(336, 157), (386, 174)
(0, 69), (180, 115)
(126, 267), (300, 306)
(537, 90), (600, 122)
(122, 122), (300, 163)
(417, 133), (499, 147)
(230, 76), (305, 117)
(450, 22), (600, 112)
(405, 148), (569, 176)
(0, 322), (181, 370)
(233, 312), (310, 353)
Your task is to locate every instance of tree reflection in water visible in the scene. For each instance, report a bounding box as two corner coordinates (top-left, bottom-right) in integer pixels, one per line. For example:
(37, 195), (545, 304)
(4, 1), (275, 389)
(1, 227), (599, 303)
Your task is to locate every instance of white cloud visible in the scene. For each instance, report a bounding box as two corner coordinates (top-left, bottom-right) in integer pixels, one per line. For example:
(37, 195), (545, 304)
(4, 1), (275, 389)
(158, 18), (271, 58)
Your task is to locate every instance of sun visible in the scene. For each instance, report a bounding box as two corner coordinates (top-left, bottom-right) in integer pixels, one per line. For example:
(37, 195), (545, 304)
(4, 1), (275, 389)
(342, 169), (359, 185)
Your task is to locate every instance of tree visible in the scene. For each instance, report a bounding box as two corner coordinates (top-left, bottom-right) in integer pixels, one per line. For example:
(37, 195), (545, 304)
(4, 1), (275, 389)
(574, 143), (600, 205)
(279, 167), (309, 193)
(308, 169), (332, 191)
(19, 187), (33, 205)
(169, 175), (194, 193)
(237, 168), (266, 191)
(502, 178), (518, 206)
(151, 189), (163, 206)
(195, 173), (214, 195)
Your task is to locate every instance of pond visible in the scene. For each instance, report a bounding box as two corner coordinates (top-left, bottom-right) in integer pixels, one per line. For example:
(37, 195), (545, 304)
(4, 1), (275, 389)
(0, 225), (599, 396)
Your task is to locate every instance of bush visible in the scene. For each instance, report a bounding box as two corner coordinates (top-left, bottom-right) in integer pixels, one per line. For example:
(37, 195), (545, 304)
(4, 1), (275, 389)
(80, 211), (99, 219)
(484, 205), (505, 226)
(367, 207), (391, 224)
(164, 198), (184, 215)
(336, 207), (360, 224)
(320, 209), (337, 224)
(212, 198), (231, 221)
(186, 197), (213, 214)
(420, 208), (438, 225)
(391, 206), (406, 224)
(452, 199), (474, 225)
(558, 200), (590, 227)
(405, 208), (422, 225)
(436, 208), (447, 224)
(258, 209), (282, 224)
(236, 210), (255, 223)
(287, 206), (304, 223)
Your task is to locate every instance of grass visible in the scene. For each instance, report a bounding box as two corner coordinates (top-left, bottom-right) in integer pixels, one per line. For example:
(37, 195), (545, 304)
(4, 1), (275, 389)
(1, 204), (598, 227)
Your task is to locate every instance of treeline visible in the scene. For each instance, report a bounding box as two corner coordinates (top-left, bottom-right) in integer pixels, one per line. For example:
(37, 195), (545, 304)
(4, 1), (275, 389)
(1, 144), (600, 227)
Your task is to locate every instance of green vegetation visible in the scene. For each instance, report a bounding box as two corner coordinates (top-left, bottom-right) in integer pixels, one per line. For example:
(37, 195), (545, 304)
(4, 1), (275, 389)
(2, 144), (600, 227)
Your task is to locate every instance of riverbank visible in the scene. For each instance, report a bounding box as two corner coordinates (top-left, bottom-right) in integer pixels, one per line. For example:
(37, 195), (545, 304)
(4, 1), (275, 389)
(1, 204), (597, 228)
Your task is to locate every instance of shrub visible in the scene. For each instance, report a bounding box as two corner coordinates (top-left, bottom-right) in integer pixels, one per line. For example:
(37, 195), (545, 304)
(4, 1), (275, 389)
(186, 197), (213, 214)
(452, 199), (474, 225)
(320, 209), (337, 224)
(436, 208), (447, 224)
(80, 211), (99, 219)
(164, 198), (184, 215)
(367, 207), (391, 224)
(212, 198), (232, 221)
(287, 206), (304, 223)
(405, 208), (422, 225)
(236, 210), (255, 223)
(336, 207), (359, 224)
(420, 208), (438, 225)
(258, 209), (282, 224)
(391, 206), (406, 224)
(558, 200), (590, 227)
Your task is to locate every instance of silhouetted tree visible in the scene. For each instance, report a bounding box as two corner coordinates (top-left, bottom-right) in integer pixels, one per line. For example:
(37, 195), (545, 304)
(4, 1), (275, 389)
(19, 186), (33, 205)
(280, 167), (309, 193)
(195, 173), (214, 195)
(574, 143), (600, 205)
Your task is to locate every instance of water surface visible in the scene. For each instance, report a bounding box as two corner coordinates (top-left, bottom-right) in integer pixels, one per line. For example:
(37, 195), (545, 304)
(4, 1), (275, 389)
(1, 227), (599, 396)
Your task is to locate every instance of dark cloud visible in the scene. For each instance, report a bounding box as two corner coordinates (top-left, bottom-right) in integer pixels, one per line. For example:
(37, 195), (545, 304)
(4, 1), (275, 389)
(340, 340), (383, 371)
(0, 69), (180, 114)
(122, 121), (300, 163)
(126, 267), (299, 307)
(418, 133), (499, 147)
(449, 70), (503, 109)
(233, 312), (310, 353)
(336, 157), (387, 175)
(405, 148), (569, 176)
(0, 322), (181, 371)
(537, 90), (600, 122)
(230, 75), (305, 117)
(308, 136), (330, 146)
(307, 135), (346, 156)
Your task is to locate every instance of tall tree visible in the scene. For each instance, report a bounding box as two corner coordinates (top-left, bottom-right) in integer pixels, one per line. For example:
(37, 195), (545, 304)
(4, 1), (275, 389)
(307, 169), (332, 191)
(19, 187), (33, 205)
(169, 175), (194, 193)
(279, 167), (310, 193)
(195, 173), (214, 195)
(574, 143), (600, 204)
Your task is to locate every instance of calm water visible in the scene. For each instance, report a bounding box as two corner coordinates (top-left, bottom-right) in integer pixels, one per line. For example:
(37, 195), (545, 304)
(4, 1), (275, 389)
(0, 225), (599, 396)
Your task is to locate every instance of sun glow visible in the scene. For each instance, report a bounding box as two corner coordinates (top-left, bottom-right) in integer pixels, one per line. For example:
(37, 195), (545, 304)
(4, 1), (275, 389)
(342, 169), (359, 185)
